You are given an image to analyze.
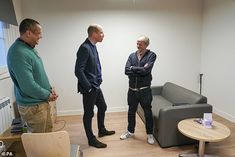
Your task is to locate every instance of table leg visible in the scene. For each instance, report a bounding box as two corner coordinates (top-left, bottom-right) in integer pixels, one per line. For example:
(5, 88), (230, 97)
(179, 141), (219, 157)
(198, 141), (205, 157)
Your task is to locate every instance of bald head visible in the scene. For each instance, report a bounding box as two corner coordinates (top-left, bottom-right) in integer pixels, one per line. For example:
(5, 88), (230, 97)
(87, 24), (103, 37)
(87, 24), (104, 43)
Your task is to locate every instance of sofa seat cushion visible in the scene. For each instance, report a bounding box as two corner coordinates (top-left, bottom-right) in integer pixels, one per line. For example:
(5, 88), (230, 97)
(152, 95), (173, 118)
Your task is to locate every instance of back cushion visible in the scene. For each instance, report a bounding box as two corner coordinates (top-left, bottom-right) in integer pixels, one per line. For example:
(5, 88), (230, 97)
(161, 82), (207, 104)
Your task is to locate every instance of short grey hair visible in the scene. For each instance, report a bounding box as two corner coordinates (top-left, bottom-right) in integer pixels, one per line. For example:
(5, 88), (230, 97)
(138, 36), (150, 46)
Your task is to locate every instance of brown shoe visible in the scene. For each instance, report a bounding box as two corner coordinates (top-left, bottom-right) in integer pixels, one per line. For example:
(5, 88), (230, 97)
(88, 138), (107, 148)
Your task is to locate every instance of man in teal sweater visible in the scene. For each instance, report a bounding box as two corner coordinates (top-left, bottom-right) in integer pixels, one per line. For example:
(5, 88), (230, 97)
(7, 18), (58, 133)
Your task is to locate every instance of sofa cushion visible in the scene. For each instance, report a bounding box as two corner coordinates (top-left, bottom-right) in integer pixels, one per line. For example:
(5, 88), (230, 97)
(161, 82), (206, 104)
(152, 95), (173, 118)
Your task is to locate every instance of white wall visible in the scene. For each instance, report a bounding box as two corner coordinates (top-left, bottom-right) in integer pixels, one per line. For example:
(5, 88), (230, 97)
(19, 0), (203, 115)
(3, 0), (234, 123)
(201, 0), (235, 122)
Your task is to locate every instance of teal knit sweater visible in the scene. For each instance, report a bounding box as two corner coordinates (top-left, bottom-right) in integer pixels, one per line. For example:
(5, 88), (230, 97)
(7, 39), (51, 106)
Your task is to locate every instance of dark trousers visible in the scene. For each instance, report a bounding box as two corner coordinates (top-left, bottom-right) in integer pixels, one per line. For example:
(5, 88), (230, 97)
(127, 88), (153, 134)
(82, 88), (107, 141)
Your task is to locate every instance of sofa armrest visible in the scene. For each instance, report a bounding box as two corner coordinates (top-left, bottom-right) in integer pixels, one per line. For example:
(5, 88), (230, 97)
(159, 103), (213, 120)
(156, 103), (213, 147)
(151, 86), (163, 95)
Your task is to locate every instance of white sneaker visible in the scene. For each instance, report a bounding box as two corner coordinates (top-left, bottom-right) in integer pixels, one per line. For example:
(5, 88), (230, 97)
(120, 131), (134, 140)
(147, 134), (155, 145)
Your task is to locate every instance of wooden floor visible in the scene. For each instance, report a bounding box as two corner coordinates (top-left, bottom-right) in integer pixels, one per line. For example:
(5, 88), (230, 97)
(8, 112), (235, 157)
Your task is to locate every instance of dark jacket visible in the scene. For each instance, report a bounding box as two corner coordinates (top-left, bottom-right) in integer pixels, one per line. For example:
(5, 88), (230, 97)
(125, 50), (156, 88)
(75, 39), (102, 94)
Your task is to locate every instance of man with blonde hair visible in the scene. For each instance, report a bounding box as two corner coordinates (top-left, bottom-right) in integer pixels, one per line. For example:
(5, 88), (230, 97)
(120, 35), (157, 145)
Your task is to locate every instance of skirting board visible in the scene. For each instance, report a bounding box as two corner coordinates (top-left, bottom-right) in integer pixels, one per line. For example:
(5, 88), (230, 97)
(57, 106), (128, 116)
(213, 107), (235, 123)
(54, 105), (235, 123)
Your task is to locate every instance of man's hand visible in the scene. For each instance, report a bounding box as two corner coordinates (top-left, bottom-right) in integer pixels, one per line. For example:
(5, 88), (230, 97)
(144, 63), (149, 68)
(88, 88), (92, 93)
(48, 93), (58, 101)
(48, 87), (58, 101)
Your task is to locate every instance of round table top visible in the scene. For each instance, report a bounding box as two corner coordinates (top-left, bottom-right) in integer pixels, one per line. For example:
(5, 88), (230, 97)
(178, 118), (231, 142)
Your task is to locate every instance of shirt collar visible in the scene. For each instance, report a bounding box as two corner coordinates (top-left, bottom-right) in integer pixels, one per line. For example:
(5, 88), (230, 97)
(88, 38), (96, 46)
(17, 38), (35, 48)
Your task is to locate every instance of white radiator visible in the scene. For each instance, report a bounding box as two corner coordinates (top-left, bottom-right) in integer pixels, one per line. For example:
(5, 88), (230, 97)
(0, 97), (13, 134)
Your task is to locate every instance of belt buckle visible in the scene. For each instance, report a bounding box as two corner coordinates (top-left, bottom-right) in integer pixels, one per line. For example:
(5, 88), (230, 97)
(129, 87), (138, 91)
(129, 86), (148, 91)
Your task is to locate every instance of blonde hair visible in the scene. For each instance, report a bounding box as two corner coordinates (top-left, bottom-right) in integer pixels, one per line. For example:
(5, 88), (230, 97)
(138, 36), (150, 46)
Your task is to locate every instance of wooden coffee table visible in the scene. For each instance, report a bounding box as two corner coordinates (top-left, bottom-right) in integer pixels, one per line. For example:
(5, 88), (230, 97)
(178, 118), (231, 157)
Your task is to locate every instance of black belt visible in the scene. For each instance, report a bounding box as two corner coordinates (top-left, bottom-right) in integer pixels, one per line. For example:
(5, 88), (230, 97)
(129, 86), (149, 91)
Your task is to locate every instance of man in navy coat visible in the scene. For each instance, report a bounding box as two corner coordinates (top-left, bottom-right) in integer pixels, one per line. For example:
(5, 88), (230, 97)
(75, 24), (115, 148)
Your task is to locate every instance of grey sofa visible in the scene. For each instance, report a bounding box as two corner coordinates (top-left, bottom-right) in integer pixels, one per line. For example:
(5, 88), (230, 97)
(137, 82), (213, 148)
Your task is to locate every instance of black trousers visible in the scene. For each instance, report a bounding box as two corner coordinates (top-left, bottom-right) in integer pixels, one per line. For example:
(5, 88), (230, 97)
(127, 88), (153, 134)
(82, 88), (107, 142)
